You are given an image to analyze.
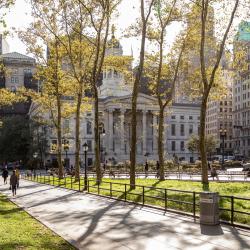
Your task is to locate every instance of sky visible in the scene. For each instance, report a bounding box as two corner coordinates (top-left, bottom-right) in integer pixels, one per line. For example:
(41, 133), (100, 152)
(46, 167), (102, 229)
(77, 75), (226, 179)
(3, 0), (181, 61)
(4, 0), (141, 57)
(3, 0), (248, 60)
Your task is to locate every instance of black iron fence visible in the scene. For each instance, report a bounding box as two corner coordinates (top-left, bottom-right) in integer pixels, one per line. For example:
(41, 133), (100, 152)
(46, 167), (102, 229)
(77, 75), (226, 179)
(85, 170), (249, 181)
(23, 173), (250, 229)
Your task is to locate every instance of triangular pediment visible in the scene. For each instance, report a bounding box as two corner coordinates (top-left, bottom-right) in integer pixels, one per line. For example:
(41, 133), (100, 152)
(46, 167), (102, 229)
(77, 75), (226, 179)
(102, 92), (157, 106)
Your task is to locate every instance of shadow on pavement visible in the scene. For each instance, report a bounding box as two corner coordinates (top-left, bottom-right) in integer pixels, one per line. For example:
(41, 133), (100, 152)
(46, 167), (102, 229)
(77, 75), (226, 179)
(2, 179), (249, 250)
(200, 224), (224, 235)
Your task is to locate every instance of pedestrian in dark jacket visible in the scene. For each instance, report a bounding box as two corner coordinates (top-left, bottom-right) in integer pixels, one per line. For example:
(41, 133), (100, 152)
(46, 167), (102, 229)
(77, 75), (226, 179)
(10, 170), (18, 196)
(2, 167), (8, 184)
(211, 167), (219, 181)
(156, 161), (160, 179)
(145, 161), (149, 178)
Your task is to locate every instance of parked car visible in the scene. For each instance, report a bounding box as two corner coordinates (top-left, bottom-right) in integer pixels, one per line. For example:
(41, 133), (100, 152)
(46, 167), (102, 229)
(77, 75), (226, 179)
(48, 168), (59, 176)
(243, 163), (250, 171)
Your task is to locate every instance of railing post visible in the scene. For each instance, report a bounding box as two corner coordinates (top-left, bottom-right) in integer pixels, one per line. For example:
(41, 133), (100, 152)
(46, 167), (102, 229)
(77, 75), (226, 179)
(231, 196), (234, 225)
(40, 173), (41, 183)
(44, 174), (45, 184)
(98, 181), (100, 195)
(53, 175), (54, 186)
(193, 192), (196, 219)
(71, 175), (73, 189)
(79, 177), (81, 192)
(64, 176), (66, 188)
(125, 184), (127, 201)
(87, 179), (89, 192)
(110, 182), (112, 197)
(49, 175), (50, 185)
(142, 186), (145, 205)
(165, 189), (167, 210)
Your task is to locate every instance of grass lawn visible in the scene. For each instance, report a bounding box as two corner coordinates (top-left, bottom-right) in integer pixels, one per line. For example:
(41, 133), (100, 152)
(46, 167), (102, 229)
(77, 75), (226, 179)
(0, 194), (75, 250)
(29, 175), (250, 226)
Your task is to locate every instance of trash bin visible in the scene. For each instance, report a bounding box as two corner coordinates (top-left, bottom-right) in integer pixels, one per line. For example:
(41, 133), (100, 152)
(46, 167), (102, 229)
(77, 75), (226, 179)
(200, 192), (220, 225)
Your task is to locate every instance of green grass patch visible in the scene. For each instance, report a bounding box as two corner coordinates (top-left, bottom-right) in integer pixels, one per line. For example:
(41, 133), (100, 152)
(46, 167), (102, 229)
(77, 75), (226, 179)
(27, 175), (250, 226)
(0, 194), (75, 250)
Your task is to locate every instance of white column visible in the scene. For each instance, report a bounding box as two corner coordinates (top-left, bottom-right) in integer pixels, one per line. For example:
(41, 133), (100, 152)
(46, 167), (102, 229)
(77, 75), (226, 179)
(120, 109), (125, 155)
(142, 110), (147, 155)
(108, 109), (114, 154)
(104, 110), (109, 154)
(164, 116), (167, 153)
(153, 113), (158, 153)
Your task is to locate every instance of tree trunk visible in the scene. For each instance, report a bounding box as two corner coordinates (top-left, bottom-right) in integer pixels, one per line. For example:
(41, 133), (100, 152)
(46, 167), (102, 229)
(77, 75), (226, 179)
(158, 107), (165, 180)
(57, 97), (63, 179)
(199, 94), (209, 190)
(74, 92), (82, 182)
(94, 87), (101, 183)
(130, 19), (147, 189)
(130, 99), (137, 188)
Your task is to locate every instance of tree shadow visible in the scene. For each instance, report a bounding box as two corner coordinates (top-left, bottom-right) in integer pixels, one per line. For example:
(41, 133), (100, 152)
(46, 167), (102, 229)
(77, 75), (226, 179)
(0, 239), (76, 250)
(0, 207), (22, 215)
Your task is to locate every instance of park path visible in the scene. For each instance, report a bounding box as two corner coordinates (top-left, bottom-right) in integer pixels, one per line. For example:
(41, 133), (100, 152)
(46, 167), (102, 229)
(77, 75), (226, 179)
(0, 179), (250, 250)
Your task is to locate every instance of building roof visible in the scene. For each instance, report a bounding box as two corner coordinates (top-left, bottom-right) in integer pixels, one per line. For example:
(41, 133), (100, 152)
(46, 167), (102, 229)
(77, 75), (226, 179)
(0, 52), (35, 62)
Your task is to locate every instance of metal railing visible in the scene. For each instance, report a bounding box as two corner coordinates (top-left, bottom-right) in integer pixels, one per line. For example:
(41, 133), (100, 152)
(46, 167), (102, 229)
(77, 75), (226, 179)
(22, 173), (250, 229)
(85, 170), (249, 181)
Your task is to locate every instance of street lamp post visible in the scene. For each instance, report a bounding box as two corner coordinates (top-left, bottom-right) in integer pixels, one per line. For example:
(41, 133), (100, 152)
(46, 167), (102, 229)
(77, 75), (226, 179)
(83, 142), (88, 191)
(219, 129), (227, 170)
(63, 138), (69, 169)
(33, 152), (38, 177)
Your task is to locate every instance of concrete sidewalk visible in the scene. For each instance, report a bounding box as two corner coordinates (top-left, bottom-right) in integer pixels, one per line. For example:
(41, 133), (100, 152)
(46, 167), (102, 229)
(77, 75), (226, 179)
(0, 179), (249, 250)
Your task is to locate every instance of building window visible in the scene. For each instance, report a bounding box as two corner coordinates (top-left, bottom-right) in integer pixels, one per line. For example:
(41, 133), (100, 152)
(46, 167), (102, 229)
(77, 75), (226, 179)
(171, 141), (176, 151)
(180, 124), (185, 136)
(171, 124), (176, 136)
(171, 115), (176, 119)
(189, 124), (193, 135)
(10, 86), (16, 92)
(87, 140), (92, 152)
(87, 121), (92, 134)
(180, 141), (185, 151)
(11, 77), (15, 83)
(15, 77), (19, 83)
(63, 119), (70, 132)
(189, 116), (193, 120)
(180, 115), (184, 120)
(87, 158), (93, 167)
(24, 68), (31, 74)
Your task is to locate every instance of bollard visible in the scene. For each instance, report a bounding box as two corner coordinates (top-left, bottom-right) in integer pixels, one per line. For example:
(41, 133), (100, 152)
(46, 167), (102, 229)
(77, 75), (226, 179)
(165, 189), (167, 210)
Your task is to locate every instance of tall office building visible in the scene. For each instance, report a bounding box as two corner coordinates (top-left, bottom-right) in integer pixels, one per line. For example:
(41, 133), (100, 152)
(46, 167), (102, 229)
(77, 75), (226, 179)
(233, 21), (250, 157)
(206, 69), (233, 155)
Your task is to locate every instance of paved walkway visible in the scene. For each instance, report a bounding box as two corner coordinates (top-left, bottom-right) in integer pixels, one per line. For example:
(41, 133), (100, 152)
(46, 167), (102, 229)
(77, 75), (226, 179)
(0, 179), (250, 250)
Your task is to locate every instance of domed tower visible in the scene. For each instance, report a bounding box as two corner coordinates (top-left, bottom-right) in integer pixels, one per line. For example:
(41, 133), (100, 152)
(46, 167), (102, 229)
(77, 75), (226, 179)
(99, 25), (132, 98)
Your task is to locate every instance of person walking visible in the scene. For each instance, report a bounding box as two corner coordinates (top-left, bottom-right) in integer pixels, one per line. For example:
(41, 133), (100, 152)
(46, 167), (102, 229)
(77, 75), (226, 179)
(15, 167), (20, 188)
(145, 161), (149, 178)
(156, 161), (160, 179)
(2, 167), (8, 184)
(10, 170), (18, 196)
(211, 167), (219, 181)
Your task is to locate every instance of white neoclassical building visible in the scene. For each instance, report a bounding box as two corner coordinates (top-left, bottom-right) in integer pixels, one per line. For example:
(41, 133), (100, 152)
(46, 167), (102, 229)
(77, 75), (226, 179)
(31, 36), (200, 167)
